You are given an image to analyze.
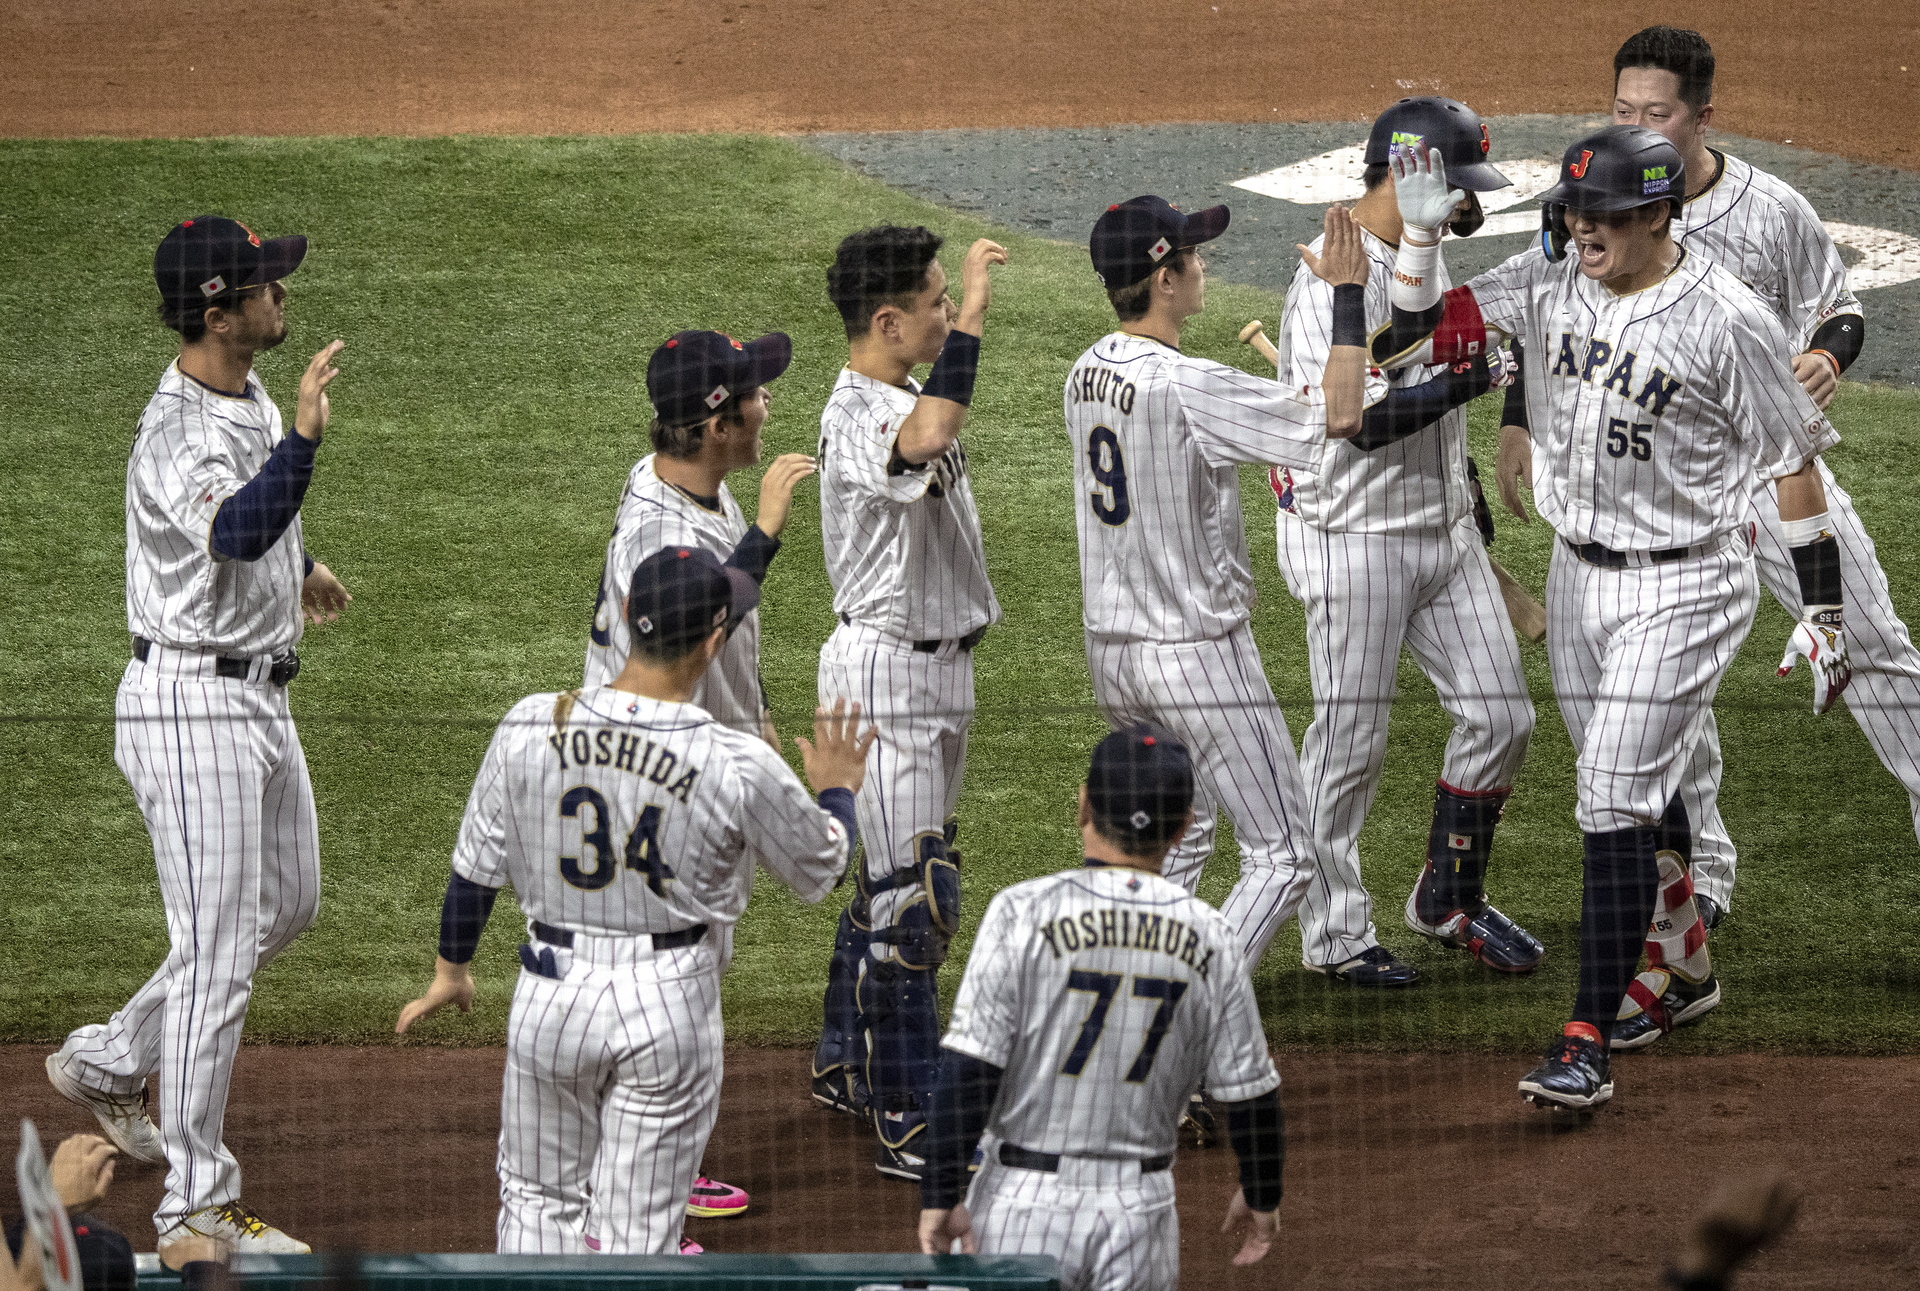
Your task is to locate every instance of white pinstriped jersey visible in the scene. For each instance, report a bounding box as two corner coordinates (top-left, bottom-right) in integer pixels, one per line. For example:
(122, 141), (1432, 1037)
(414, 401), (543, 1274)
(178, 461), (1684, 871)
(583, 455), (763, 732)
(1674, 151), (1863, 351)
(1065, 332), (1379, 642)
(452, 686), (850, 936)
(127, 362), (305, 655)
(1278, 228), (1471, 533)
(818, 368), (1000, 641)
(943, 866), (1279, 1159)
(1468, 250), (1838, 550)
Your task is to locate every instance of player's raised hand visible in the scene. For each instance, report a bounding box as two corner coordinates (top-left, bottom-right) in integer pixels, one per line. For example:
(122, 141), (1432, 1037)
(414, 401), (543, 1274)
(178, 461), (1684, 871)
(396, 957), (476, 1033)
(795, 698), (879, 795)
(1221, 1186), (1279, 1266)
(1390, 144), (1465, 238)
(49, 1134), (117, 1211)
(1496, 423), (1534, 522)
(293, 339), (345, 442)
(1777, 610), (1852, 714)
(302, 561), (353, 625)
(754, 452), (818, 540)
(955, 239), (1009, 335)
(1300, 204), (1369, 288)
(919, 1204), (978, 1255)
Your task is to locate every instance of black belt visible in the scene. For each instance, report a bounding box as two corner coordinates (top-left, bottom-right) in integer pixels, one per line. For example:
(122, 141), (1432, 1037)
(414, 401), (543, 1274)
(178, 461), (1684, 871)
(839, 613), (987, 654)
(531, 919), (708, 951)
(133, 636), (300, 686)
(1561, 538), (1694, 570)
(998, 1143), (1171, 1174)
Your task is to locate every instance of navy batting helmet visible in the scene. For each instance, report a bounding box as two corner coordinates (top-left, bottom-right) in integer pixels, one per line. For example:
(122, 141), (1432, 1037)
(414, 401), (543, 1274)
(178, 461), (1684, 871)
(1538, 124), (1685, 261)
(1364, 97), (1510, 193)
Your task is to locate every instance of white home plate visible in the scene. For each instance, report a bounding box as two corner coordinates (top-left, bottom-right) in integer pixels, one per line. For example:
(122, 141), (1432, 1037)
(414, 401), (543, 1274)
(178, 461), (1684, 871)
(1232, 146), (1920, 288)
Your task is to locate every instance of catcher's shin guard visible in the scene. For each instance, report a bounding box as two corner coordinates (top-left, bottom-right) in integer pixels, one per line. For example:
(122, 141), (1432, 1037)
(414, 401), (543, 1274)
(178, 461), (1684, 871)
(813, 893), (874, 1107)
(1416, 782), (1510, 918)
(857, 957), (941, 1150)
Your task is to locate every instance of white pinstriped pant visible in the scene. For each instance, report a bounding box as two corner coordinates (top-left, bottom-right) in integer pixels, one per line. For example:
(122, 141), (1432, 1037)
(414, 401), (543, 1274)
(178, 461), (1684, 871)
(58, 653), (320, 1236)
(1277, 514), (1535, 965)
(1684, 462), (1920, 909)
(967, 1141), (1179, 1291)
(495, 935), (722, 1255)
(1086, 625), (1316, 967)
(817, 621), (972, 938)
(1548, 535), (1759, 834)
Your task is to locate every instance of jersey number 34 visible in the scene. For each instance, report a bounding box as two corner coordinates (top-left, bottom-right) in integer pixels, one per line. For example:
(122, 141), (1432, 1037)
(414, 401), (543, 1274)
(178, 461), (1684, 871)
(558, 787), (674, 895)
(1061, 970), (1187, 1083)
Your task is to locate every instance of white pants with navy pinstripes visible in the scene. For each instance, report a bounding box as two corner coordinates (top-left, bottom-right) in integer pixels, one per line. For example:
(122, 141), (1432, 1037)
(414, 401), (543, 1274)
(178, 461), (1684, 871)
(1548, 534), (1759, 834)
(1086, 625), (1317, 967)
(57, 653), (320, 1237)
(817, 621), (973, 939)
(1684, 462), (1920, 910)
(495, 936), (722, 1255)
(1277, 514), (1535, 967)
(967, 1142), (1179, 1291)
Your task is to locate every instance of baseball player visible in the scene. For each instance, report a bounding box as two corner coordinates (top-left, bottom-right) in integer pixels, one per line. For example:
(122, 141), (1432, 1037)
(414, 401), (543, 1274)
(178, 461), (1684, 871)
(585, 329), (816, 737)
(1376, 128), (1849, 1111)
(582, 328), (815, 1224)
(1065, 197), (1380, 977)
(1275, 98), (1542, 987)
(1498, 27), (1905, 1051)
(396, 546), (873, 1255)
(916, 727), (1288, 1291)
(45, 216), (352, 1251)
(807, 226), (1007, 1180)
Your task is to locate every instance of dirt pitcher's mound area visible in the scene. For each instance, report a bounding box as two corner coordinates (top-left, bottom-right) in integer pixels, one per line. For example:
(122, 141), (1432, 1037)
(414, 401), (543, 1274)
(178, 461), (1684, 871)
(5, 1044), (1916, 1288)
(5, 1), (1915, 170)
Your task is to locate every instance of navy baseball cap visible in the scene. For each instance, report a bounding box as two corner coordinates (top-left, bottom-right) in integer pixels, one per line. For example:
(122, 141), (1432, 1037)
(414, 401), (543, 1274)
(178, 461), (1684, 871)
(626, 545), (761, 655)
(646, 330), (793, 428)
(1089, 196), (1230, 290)
(1087, 724), (1195, 848)
(154, 215), (306, 310)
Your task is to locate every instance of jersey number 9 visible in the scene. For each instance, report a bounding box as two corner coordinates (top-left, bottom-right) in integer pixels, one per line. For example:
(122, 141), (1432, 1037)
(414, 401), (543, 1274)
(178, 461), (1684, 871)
(1087, 426), (1131, 527)
(559, 787), (674, 896)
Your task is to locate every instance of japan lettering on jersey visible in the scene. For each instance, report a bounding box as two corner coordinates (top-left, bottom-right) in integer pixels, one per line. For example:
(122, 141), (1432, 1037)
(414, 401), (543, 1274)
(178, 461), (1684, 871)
(818, 368), (1000, 641)
(452, 687), (849, 936)
(942, 867), (1279, 1159)
(127, 362), (306, 655)
(1673, 151), (1862, 351)
(1278, 227), (1472, 533)
(584, 455), (763, 731)
(1466, 251), (1837, 550)
(1065, 332), (1372, 643)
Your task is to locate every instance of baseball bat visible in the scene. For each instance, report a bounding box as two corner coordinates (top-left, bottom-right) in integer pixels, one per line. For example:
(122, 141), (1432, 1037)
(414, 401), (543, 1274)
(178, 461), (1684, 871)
(1238, 319), (1280, 368)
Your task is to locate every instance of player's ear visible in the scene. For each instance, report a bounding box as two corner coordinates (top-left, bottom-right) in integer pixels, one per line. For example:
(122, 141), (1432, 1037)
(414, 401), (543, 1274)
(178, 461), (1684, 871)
(701, 625), (727, 663)
(1076, 784), (1092, 828)
(870, 304), (900, 344)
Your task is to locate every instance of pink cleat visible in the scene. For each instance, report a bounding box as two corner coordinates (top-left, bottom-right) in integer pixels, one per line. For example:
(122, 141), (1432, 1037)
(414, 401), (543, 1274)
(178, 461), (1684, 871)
(685, 1175), (749, 1219)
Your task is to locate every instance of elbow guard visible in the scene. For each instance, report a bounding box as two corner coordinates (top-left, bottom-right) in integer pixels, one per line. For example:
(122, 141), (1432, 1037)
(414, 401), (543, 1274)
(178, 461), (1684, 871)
(1808, 313), (1865, 376)
(1374, 287), (1489, 370)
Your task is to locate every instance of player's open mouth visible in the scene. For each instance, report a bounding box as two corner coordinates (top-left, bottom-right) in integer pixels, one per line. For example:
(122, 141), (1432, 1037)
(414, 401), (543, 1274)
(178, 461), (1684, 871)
(1576, 238), (1609, 269)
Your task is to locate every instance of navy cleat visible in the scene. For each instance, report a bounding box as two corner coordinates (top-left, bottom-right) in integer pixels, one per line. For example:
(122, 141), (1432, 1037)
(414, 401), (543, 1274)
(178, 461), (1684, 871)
(874, 1137), (926, 1182)
(1519, 1025), (1613, 1113)
(1694, 893), (1724, 932)
(1404, 866), (1545, 973)
(810, 1065), (866, 1118)
(1611, 970), (1721, 1052)
(1307, 944), (1421, 987)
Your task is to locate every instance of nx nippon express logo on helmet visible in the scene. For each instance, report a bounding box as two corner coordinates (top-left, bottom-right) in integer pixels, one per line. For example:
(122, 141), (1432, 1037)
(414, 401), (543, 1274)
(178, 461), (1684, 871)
(1568, 150), (1594, 179)
(1390, 130), (1425, 149)
(1642, 164), (1672, 195)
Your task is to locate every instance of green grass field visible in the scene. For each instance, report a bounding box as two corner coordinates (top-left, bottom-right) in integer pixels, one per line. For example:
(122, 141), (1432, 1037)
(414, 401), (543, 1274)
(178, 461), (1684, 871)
(2, 134), (1916, 1053)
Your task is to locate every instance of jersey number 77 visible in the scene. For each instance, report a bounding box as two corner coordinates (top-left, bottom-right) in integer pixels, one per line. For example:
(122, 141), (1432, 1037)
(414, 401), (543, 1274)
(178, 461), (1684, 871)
(1060, 970), (1187, 1082)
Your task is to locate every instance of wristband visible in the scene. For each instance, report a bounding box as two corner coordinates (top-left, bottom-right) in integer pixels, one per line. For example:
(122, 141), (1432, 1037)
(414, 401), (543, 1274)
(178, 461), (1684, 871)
(1330, 284), (1366, 348)
(1779, 511), (1832, 547)
(1388, 236), (1443, 313)
(920, 329), (981, 407)
(1807, 349), (1840, 378)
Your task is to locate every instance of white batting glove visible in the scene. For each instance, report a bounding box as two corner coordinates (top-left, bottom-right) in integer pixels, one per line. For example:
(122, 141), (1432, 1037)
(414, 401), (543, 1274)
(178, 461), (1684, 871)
(1485, 346), (1520, 389)
(1389, 144), (1465, 240)
(1777, 607), (1852, 715)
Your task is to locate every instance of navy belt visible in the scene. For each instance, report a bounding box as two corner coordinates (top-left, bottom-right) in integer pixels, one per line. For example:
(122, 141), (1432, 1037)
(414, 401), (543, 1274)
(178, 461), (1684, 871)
(998, 1143), (1171, 1174)
(839, 612), (987, 653)
(530, 919), (708, 951)
(133, 636), (300, 686)
(1562, 538), (1694, 570)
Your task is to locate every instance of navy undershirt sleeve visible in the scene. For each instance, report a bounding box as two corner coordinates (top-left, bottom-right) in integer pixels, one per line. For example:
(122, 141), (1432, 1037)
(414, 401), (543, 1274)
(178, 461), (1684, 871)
(438, 872), (501, 964)
(1348, 357), (1492, 452)
(211, 431), (317, 562)
(1223, 1088), (1286, 1212)
(818, 787), (860, 856)
(919, 1048), (1004, 1210)
(725, 526), (782, 584)
(1502, 339), (1530, 430)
